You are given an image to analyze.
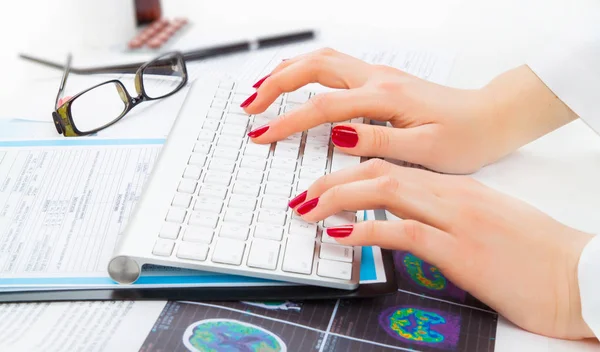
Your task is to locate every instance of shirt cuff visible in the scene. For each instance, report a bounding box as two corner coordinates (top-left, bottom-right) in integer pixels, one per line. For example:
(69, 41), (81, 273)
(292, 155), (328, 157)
(578, 234), (600, 339)
(526, 27), (600, 136)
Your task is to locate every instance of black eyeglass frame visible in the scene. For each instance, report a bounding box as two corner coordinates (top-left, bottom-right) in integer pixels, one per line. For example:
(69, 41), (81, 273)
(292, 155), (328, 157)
(52, 51), (188, 137)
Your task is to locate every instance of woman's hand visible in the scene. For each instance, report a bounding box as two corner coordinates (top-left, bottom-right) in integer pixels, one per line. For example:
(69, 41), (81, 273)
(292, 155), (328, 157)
(242, 48), (578, 174)
(288, 158), (594, 340)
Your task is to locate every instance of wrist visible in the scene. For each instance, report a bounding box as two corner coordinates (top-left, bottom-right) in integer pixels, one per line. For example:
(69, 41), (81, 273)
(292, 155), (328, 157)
(479, 65), (578, 160)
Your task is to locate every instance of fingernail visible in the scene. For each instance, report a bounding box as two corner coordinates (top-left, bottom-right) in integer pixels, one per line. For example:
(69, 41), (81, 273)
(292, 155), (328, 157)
(297, 197), (319, 215)
(240, 92), (257, 108)
(326, 225), (354, 238)
(288, 190), (307, 208)
(252, 74), (270, 88)
(248, 125), (269, 138)
(331, 125), (358, 148)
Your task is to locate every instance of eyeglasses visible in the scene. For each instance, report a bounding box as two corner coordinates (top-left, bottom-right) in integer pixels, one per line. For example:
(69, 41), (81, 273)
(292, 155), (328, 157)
(52, 51), (188, 137)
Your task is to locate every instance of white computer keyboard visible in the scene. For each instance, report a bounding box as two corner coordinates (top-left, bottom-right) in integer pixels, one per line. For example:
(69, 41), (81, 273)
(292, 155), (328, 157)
(108, 79), (364, 290)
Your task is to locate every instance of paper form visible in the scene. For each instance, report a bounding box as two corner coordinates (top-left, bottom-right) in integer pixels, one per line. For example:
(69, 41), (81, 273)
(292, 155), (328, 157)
(0, 300), (165, 352)
(0, 138), (386, 290)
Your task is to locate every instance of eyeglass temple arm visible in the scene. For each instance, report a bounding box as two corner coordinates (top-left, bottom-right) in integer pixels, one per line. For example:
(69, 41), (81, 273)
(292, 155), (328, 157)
(55, 53), (72, 108)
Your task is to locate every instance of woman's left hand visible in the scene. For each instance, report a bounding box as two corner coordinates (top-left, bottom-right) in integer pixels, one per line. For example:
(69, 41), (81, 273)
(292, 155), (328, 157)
(288, 158), (595, 340)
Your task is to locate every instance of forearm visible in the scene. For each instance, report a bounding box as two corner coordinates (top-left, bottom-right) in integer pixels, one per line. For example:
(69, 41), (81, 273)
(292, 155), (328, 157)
(480, 65), (579, 160)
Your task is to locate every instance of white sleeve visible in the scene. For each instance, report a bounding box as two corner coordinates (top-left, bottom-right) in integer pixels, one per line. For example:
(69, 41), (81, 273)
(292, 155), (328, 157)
(526, 26), (600, 135)
(526, 26), (600, 339)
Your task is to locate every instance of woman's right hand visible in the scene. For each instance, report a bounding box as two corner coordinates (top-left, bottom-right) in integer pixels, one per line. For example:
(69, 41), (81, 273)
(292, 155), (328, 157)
(242, 48), (579, 174)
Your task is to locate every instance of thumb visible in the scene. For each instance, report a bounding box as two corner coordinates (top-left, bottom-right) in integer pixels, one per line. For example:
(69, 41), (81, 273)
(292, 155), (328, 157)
(331, 123), (438, 166)
(326, 219), (456, 270)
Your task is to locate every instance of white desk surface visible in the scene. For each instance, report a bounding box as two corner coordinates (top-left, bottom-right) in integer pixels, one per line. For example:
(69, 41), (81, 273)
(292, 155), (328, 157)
(1, 0), (599, 350)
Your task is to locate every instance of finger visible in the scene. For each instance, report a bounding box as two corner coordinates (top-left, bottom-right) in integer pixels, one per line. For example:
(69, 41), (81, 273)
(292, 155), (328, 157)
(288, 159), (440, 208)
(330, 123), (440, 166)
(247, 88), (395, 144)
(243, 50), (373, 114)
(327, 220), (457, 270)
(295, 176), (452, 230)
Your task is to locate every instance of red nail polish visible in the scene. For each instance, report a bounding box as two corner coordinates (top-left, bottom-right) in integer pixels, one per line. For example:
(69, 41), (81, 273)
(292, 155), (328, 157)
(297, 198), (319, 215)
(240, 92), (257, 108)
(252, 74), (270, 88)
(288, 191), (307, 208)
(326, 225), (354, 238)
(248, 125), (269, 138)
(331, 125), (358, 148)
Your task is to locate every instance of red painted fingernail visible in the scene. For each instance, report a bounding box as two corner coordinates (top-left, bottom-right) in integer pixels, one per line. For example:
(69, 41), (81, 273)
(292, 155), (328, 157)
(288, 190), (307, 208)
(297, 198), (319, 215)
(240, 92), (257, 108)
(331, 125), (358, 148)
(326, 225), (354, 238)
(252, 74), (270, 88)
(248, 125), (269, 138)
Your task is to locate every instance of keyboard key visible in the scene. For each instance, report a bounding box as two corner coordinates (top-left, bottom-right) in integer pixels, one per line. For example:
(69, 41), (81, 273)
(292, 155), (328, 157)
(152, 239), (174, 257)
(193, 142), (212, 154)
(331, 149), (361, 172)
(240, 156), (267, 171)
(256, 109), (278, 120)
(258, 209), (287, 226)
(228, 105), (248, 116)
(199, 184), (228, 199)
(229, 195), (257, 210)
(224, 113), (250, 127)
(214, 89), (230, 100)
(159, 223), (180, 239)
(299, 167), (324, 181)
(171, 193), (192, 208)
(244, 143), (270, 158)
(166, 208), (186, 223)
(204, 171), (232, 186)
(320, 243), (353, 263)
(282, 237), (314, 274)
(297, 179), (313, 192)
(183, 226), (214, 244)
(302, 155), (327, 169)
(274, 143), (299, 159)
(247, 239), (280, 270)
(197, 130), (215, 142)
(211, 98), (227, 109)
(219, 223), (250, 240)
(213, 146), (239, 161)
(183, 166), (202, 180)
(206, 108), (223, 120)
(321, 232), (338, 244)
(268, 169), (294, 184)
(202, 119), (220, 131)
(219, 80), (235, 90)
(265, 183), (291, 197)
(212, 238), (246, 265)
(287, 90), (311, 104)
(177, 179), (197, 194)
(270, 157), (297, 172)
(177, 242), (209, 261)
(254, 223), (284, 241)
(235, 84), (256, 95)
(224, 209), (254, 225)
(231, 93), (247, 104)
(194, 196), (223, 213)
(324, 211), (356, 228)
(253, 116), (270, 128)
(188, 153), (207, 167)
(188, 212), (219, 228)
(221, 124), (247, 138)
(233, 181), (261, 197)
(304, 144), (329, 158)
(208, 158), (236, 173)
(289, 219), (317, 238)
(260, 195), (289, 211)
(317, 259), (352, 280)
(236, 168), (264, 183)
(217, 136), (242, 149)
(279, 133), (302, 147)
